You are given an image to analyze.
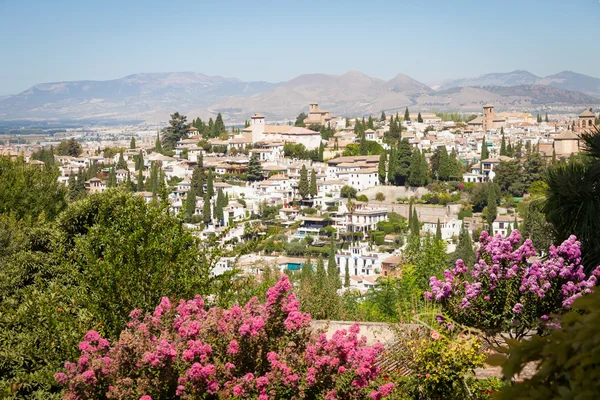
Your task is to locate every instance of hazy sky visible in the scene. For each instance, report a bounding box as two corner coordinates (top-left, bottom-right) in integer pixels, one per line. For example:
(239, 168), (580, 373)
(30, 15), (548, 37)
(1, 0), (599, 95)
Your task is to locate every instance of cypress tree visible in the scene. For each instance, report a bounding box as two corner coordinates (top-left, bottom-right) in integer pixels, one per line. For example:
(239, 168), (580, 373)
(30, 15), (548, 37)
(417, 112), (423, 123)
(299, 165), (309, 199)
(500, 133), (507, 156)
(344, 264), (350, 288)
(116, 150), (127, 170)
(206, 169), (214, 197)
(438, 147), (450, 181)
(480, 135), (489, 161)
(378, 151), (387, 184)
(301, 257), (313, 282)
(318, 141), (324, 162)
(185, 188), (197, 221)
(202, 192), (211, 226)
(155, 131), (163, 154)
(309, 169), (318, 198)
(215, 189), (225, 222)
(386, 148), (396, 184)
(137, 168), (144, 191)
(327, 239), (340, 289)
(411, 208), (419, 236)
(404, 107), (410, 121)
(130, 137), (136, 149)
(380, 111), (386, 122)
(435, 219), (442, 242)
(136, 150), (144, 171)
(395, 138), (412, 186)
(545, 113), (549, 123)
(487, 184), (497, 229)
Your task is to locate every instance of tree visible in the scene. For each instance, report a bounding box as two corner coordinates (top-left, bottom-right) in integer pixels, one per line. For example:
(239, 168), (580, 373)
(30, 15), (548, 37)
(309, 169), (318, 198)
(294, 112), (307, 127)
(404, 107), (410, 121)
(449, 225), (475, 268)
(206, 169), (214, 198)
(387, 148), (396, 184)
(500, 132), (507, 156)
(394, 139), (412, 186)
(545, 112), (549, 123)
(437, 147), (451, 181)
(486, 183), (498, 228)
(130, 137), (136, 149)
(375, 192), (386, 203)
(494, 161), (524, 196)
(0, 156), (67, 221)
(318, 141), (325, 162)
(136, 168), (144, 192)
(136, 150), (144, 171)
(480, 135), (489, 161)
(426, 231), (600, 341)
(435, 219), (442, 242)
(202, 192), (211, 226)
(107, 168), (117, 188)
(56, 138), (83, 157)
(116, 150), (127, 170)
(247, 152), (264, 182)
(408, 148), (427, 187)
(298, 165), (309, 199)
(544, 126), (600, 270)
(344, 264), (350, 288)
(327, 240), (340, 289)
(340, 185), (357, 199)
(161, 112), (190, 151)
(378, 152), (387, 184)
(155, 130), (163, 154)
(417, 112), (423, 123)
(184, 188), (197, 221)
(214, 189), (225, 223)
(192, 154), (205, 195)
(380, 111), (386, 122)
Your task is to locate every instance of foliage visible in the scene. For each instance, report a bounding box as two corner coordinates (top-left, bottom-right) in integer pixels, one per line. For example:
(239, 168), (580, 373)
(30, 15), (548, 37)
(247, 152), (264, 182)
(298, 165), (309, 199)
(341, 185), (357, 199)
(426, 230), (600, 341)
(543, 127), (600, 271)
(162, 112), (190, 151)
(392, 323), (489, 400)
(294, 112), (307, 127)
(55, 276), (394, 399)
(0, 156), (67, 222)
(470, 182), (500, 213)
(56, 138), (83, 157)
(493, 289), (600, 399)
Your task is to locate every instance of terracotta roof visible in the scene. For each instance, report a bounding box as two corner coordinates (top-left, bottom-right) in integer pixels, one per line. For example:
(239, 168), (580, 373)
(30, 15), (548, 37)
(251, 113), (265, 119)
(579, 109), (595, 118)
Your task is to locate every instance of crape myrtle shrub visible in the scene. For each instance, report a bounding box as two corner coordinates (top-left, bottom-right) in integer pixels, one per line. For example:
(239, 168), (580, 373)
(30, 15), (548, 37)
(55, 276), (395, 400)
(426, 230), (600, 340)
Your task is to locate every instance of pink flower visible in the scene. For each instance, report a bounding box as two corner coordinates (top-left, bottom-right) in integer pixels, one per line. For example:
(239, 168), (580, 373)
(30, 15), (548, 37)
(227, 340), (239, 354)
(140, 396), (152, 400)
(54, 372), (68, 385)
(430, 330), (441, 340)
(233, 385), (244, 396)
(81, 370), (96, 384)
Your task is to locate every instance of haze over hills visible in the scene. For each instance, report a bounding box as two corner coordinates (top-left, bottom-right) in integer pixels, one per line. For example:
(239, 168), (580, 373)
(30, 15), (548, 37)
(0, 70), (598, 123)
(438, 70), (600, 98)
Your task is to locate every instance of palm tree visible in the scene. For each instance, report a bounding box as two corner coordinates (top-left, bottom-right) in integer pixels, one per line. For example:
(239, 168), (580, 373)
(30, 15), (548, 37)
(544, 125), (600, 271)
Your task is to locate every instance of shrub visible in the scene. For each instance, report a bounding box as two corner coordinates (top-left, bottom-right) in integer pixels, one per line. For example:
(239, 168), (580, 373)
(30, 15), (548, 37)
(55, 276), (394, 399)
(426, 231), (600, 341)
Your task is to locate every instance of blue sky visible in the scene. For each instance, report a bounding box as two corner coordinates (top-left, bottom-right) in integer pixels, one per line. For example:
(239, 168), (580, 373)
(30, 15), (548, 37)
(0, 0), (599, 95)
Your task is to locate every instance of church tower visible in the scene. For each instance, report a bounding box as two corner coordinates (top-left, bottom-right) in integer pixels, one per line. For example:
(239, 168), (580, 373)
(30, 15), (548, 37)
(483, 104), (495, 131)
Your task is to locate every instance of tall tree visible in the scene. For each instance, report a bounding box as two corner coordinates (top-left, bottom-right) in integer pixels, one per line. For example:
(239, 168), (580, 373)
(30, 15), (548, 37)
(116, 150), (127, 170)
(202, 193), (211, 226)
(318, 141), (325, 162)
(130, 137), (136, 150)
(137, 168), (144, 192)
(107, 168), (117, 188)
(344, 263), (350, 288)
(155, 131), (163, 154)
(435, 219), (442, 242)
(438, 147), (451, 180)
(299, 165), (309, 199)
(404, 107), (410, 121)
(380, 111), (386, 122)
(417, 112), (423, 123)
(386, 147), (396, 184)
(161, 112), (190, 151)
(411, 207), (420, 236)
(206, 169), (214, 198)
(294, 112), (307, 127)
(481, 135), (490, 161)
(378, 151), (387, 184)
(185, 188), (197, 221)
(309, 169), (318, 198)
(213, 113), (226, 137)
(394, 138), (412, 186)
(449, 225), (475, 268)
(486, 183), (498, 230)
(500, 133), (507, 156)
(136, 150), (144, 171)
(247, 152), (264, 182)
(56, 138), (83, 157)
(408, 148), (427, 186)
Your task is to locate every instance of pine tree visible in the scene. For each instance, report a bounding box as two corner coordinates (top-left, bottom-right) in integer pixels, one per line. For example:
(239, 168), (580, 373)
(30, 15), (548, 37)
(309, 169), (318, 198)
(438, 147), (451, 181)
(394, 138), (412, 186)
(408, 148), (427, 186)
(130, 137), (136, 149)
(299, 165), (309, 199)
(185, 188), (197, 221)
(214, 113), (226, 136)
(202, 192), (211, 226)
(417, 112), (423, 123)
(247, 152), (264, 182)
(435, 219), (442, 242)
(359, 134), (368, 155)
(404, 107), (410, 121)
(206, 169), (214, 197)
(378, 151), (387, 184)
(116, 150), (127, 170)
(380, 111), (386, 122)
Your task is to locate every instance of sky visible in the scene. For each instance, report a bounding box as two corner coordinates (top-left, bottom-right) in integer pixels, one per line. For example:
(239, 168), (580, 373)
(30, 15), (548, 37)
(0, 0), (599, 95)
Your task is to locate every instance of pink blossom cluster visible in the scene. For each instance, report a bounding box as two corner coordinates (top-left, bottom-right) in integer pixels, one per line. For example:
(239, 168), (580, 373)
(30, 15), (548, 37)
(55, 275), (394, 399)
(425, 231), (600, 335)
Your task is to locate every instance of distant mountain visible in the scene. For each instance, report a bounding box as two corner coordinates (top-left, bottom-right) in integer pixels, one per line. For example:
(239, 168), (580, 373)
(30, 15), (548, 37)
(0, 72), (275, 121)
(537, 71), (600, 97)
(1, 70), (598, 123)
(438, 70), (540, 90)
(439, 70), (600, 97)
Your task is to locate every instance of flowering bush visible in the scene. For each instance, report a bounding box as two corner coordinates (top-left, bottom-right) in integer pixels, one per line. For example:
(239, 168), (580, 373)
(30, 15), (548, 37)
(425, 231), (600, 340)
(55, 275), (394, 399)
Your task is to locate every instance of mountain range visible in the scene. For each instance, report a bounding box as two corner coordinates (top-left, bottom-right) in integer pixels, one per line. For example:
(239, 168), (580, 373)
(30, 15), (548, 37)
(1, 70), (598, 123)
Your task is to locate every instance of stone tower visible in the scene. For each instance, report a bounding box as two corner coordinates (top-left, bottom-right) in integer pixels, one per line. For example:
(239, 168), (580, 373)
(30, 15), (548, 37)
(483, 104), (495, 131)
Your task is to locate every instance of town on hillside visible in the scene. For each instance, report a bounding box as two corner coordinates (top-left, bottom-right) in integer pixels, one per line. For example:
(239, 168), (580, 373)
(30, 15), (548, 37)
(1, 104), (598, 292)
